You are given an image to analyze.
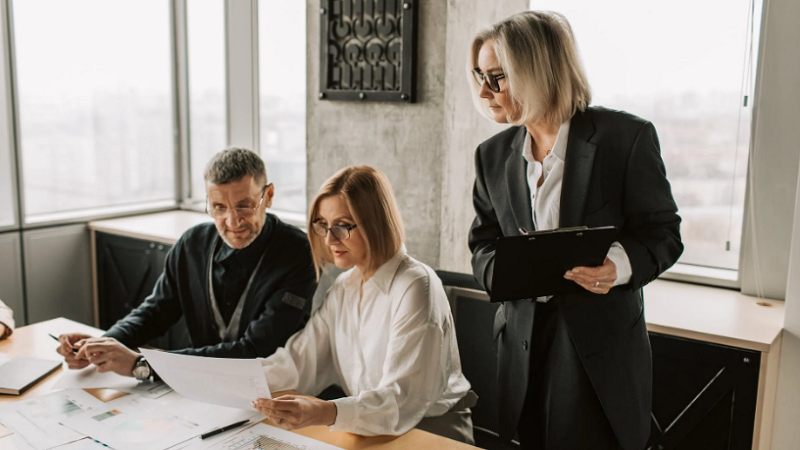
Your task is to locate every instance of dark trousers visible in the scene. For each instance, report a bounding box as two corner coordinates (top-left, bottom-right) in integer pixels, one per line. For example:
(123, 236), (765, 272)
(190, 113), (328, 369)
(517, 300), (621, 450)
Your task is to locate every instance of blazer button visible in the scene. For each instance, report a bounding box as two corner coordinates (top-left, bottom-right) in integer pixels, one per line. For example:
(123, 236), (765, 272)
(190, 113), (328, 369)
(522, 340), (528, 350)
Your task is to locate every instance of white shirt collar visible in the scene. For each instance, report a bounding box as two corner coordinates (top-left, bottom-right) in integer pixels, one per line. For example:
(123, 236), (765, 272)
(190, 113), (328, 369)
(345, 244), (408, 294)
(522, 121), (571, 163)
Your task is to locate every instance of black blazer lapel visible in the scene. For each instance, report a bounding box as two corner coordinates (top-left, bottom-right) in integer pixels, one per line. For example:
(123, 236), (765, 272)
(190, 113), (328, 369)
(560, 109), (598, 228)
(505, 127), (535, 234)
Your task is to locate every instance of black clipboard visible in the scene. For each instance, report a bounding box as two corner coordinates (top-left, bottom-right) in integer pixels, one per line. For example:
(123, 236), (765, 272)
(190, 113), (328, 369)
(490, 226), (618, 302)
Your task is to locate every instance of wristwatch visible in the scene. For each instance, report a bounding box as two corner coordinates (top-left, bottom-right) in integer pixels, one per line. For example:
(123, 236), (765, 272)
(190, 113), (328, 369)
(132, 355), (152, 381)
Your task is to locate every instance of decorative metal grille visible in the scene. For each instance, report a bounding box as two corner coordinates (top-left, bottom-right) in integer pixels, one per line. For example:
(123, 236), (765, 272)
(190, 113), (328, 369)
(319, 0), (416, 103)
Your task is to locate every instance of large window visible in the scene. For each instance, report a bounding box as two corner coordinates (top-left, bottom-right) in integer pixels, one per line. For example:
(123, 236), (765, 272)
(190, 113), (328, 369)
(187, 0), (226, 200)
(258, 1), (307, 214)
(13, 0), (175, 221)
(530, 0), (761, 272)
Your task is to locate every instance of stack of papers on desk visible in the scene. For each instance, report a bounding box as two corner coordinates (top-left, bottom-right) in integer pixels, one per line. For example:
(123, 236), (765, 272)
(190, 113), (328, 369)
(2, 350), (283, 450)
(61, 391), (261, 450)
(0, 389), (104, 449)
(206, 423), (344, 450)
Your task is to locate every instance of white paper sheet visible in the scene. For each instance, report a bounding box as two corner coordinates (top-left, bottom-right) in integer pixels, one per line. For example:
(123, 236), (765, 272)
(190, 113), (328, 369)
(50, 438), (112, 450)
(207, 423), (344, 450)
(166, 414), (263, 450)
(0, 389), (104, 450)
(117, 379), (174, 399)
(139, 349), (271, 410)
(61, 392), (256, 450)
(53, 366), (173, 398)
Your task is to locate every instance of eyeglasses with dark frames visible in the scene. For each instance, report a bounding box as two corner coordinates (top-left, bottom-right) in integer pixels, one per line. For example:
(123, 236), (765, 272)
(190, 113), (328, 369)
(205, 185), (268, 219)
(471, 68), (506, 93)
(312, 221), (358, 240)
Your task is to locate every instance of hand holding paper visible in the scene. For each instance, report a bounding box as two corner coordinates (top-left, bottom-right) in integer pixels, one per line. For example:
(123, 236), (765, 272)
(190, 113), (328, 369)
(139, 348), (271, 410)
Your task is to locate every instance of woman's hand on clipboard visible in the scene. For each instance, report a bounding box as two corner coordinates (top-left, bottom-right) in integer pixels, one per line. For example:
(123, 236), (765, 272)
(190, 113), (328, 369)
(564, 257), (618, 294)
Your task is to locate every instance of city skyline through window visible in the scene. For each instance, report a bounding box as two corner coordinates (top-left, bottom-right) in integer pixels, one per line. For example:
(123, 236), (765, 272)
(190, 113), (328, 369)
(13, 0), (175, 219)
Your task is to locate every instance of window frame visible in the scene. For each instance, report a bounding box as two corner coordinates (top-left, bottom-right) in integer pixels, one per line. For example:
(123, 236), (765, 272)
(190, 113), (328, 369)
(3, 0), (182, 230)
(0, 0), (18, 233)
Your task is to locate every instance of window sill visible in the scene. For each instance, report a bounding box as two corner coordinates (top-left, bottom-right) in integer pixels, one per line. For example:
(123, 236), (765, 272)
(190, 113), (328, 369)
(22, 200), (179, 230)
(645, 279), (783, 353)
(659, 262), (739, 290)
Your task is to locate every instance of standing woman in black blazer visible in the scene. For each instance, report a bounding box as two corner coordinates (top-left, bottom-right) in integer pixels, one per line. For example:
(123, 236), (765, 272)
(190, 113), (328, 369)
(467, 11), (683, 450)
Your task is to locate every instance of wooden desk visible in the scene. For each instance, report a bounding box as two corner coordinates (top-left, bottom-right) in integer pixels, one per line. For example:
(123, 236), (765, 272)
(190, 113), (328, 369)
(0, 318), (475, 450)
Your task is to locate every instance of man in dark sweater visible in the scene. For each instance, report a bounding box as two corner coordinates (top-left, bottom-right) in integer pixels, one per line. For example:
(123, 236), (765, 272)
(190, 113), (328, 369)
(56, 148), (317, 380)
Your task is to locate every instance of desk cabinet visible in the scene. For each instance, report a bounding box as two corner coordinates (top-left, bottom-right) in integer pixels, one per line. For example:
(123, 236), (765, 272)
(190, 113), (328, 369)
(647, 333), (761, 450)
(438, 272), (775, 450)
(95, 232), (188, 350)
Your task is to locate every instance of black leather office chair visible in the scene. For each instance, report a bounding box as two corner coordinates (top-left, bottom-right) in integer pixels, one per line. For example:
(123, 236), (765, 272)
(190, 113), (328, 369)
(436, 271), (519, 450)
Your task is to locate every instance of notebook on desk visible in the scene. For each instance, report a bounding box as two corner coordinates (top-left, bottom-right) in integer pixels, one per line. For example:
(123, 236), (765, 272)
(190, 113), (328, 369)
(490, 226), (618, 302)
(0, 357), (61, 395)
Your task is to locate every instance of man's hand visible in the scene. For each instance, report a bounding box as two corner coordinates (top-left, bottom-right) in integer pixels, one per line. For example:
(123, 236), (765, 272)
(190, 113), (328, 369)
(75, 337), (139, 377)
(252, 395), (337, 430)
(57, 333), (93, 369)
(564, 257), (618, 294)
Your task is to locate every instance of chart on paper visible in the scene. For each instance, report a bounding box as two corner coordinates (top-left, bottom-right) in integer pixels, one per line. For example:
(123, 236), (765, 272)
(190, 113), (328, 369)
(220, 434), (306, 450)
(209, 423), (344, 450)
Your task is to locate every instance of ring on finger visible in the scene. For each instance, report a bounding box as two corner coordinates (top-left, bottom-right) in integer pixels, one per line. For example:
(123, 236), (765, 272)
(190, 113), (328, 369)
(276, 418), (283, 425)
(594, 281), (600, 288)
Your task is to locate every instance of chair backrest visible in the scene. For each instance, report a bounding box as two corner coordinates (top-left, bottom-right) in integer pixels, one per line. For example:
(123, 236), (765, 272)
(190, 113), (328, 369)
(436, 270), (508, 446)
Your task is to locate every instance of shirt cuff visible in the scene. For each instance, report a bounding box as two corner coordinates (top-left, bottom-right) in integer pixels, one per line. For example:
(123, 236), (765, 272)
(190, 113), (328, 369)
(607, 241), (633, 286)
(330, 396), (358, 432)
(0, 322), (11, 339)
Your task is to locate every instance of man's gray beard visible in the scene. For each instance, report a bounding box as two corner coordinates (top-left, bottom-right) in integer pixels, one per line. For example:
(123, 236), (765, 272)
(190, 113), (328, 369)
(219, 230), (258, 250)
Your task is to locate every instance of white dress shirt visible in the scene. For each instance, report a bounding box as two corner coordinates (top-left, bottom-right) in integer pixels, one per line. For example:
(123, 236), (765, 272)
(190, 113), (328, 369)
(260, 246), (471, 436)
(0, 299), (14, 338)
(522, 122), (632, 291)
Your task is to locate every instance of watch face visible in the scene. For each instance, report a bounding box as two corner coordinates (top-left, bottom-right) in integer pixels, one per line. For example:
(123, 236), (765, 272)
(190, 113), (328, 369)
(133, 360), (150, 380)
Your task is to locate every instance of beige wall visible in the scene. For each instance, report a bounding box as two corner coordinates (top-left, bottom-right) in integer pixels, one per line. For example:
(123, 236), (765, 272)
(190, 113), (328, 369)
(306, 0), (527, 270)
(740, 0), (800, 301)
(769, 0), (800, 438)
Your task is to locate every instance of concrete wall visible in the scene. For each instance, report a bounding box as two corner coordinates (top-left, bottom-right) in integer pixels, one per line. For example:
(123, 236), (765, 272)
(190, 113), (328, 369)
(306, 0), (526, 269)
(439, 1), (519, 272)
(307, 0), (448, 266)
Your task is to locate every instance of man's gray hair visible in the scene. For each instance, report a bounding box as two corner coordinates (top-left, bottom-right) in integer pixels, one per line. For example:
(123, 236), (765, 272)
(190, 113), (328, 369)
(204, 147), (267, 185)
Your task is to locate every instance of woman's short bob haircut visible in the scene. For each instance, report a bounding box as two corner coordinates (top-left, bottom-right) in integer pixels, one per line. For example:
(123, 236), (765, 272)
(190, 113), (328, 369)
(469, 11), (591, 126)
(307, 166), (404, 278)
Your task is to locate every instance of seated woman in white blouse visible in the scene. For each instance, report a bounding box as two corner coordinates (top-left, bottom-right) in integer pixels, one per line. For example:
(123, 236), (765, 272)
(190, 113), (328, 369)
(252, 165), (475, 443)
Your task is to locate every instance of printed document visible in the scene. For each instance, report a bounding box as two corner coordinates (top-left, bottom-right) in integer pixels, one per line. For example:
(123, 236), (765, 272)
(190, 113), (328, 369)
(61, 392), (255, 450)
(0, 389), (104, 450)
(207, 423), (344, 450)
(140, 348), (271, 410)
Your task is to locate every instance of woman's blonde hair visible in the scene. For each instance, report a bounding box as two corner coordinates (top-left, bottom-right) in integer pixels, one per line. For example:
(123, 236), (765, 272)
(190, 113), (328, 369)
(307, 166), (405, 278)
(468, 11), (591, 126)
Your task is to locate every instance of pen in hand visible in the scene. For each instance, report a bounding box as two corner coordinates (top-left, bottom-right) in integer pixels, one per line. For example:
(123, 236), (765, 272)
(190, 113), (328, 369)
(200, 420), (250, 440)
(48, 333), (78, 354)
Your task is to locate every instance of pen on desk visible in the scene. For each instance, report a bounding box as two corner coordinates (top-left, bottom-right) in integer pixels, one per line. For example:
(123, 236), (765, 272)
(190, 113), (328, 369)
(48, 333), (78, 354)
(200, 419), (250, 440)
